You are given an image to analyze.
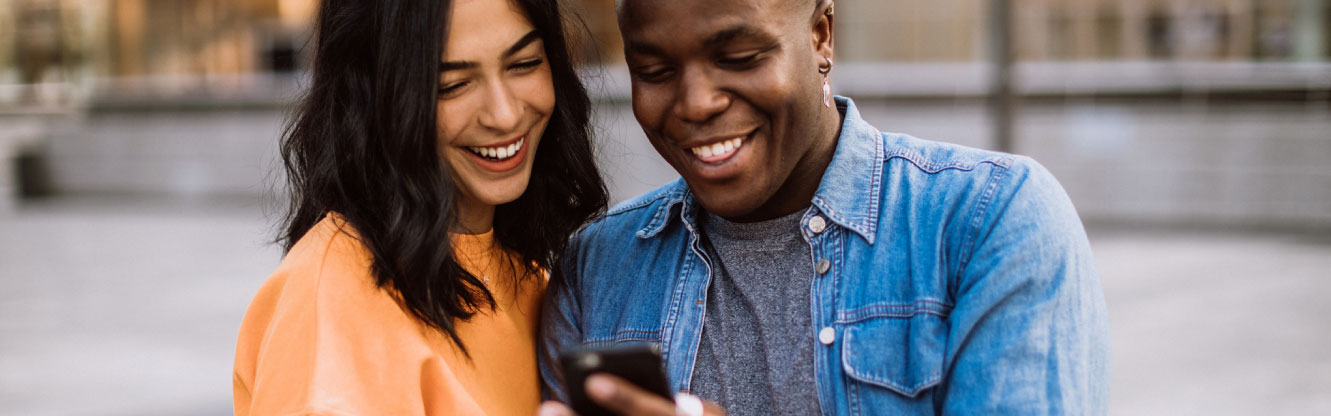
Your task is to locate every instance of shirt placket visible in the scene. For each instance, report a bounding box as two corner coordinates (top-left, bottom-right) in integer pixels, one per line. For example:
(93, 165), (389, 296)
(666, 204), (715, 395)
(803, 210), (843, 415)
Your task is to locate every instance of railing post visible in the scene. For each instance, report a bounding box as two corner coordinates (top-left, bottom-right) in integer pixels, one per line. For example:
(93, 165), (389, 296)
(989, 0), (1017, 153)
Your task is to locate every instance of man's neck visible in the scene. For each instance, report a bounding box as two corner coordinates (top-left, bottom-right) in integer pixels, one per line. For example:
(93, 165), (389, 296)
(725, 104), (845, 223)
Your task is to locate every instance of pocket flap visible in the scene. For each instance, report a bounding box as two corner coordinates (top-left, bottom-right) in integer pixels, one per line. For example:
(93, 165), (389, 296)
(840, 315), (947, 398)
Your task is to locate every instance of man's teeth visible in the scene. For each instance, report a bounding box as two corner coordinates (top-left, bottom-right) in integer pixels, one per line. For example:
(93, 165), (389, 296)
(468, 137), (524, 160)
(690, 137), (744, 158)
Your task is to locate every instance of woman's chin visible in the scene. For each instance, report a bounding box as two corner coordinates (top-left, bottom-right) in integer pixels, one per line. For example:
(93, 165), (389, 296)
(466, 179), (532, 208)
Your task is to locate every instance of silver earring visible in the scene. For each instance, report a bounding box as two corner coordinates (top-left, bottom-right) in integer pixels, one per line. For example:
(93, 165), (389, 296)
(819, 58), (833, 108)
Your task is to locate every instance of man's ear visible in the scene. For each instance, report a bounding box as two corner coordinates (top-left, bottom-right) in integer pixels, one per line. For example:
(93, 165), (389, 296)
(811, 1), (835, 67)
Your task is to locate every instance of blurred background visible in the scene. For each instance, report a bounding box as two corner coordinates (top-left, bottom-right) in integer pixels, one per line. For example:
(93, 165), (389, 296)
(0, 0), (1328, 414)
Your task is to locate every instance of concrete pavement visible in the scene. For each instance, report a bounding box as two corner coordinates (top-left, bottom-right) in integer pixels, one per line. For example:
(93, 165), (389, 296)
(1, 197), (1329, 415)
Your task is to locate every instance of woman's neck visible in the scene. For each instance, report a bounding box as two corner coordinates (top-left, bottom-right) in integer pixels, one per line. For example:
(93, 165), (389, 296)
(455, 197), (495, 235)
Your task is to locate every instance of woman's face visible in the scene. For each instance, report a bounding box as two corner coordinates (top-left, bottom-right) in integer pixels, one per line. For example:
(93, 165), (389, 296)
(437, 0), (554, 230)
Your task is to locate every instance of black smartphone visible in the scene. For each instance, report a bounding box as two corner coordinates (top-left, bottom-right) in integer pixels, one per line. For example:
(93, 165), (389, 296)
(559, 343), (674, 416)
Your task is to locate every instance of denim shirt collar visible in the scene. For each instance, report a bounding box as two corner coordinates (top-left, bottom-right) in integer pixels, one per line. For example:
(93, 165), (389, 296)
(636, 96), (881, 244)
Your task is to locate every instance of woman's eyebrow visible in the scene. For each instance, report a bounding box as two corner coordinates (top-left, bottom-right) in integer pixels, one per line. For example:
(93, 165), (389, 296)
(440, 30), (542, 72)
(502, 31), (542, 58)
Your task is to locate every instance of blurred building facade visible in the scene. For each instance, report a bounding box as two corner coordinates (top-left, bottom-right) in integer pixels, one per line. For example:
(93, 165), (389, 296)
(0, 0), (315, 106)
(2, 0), (1328, 98)
(564, 0), (1331, 63)
(1, 0), (1329, 228)
(836, 0), (1330, 62)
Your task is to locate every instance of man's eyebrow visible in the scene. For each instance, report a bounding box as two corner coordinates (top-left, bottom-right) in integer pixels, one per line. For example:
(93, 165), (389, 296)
(625, 40), (666, 57)
(439, 30), (542, 72)
(703, 25), (770, 49)
(624, 26), (770, 58)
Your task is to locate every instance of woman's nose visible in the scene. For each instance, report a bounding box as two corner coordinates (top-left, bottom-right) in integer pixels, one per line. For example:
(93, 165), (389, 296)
(478, 80), (522, 132)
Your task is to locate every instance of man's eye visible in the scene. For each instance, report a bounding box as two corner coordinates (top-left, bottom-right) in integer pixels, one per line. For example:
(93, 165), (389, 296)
(632, 66), (673, 83)
(718, 53), (760, 67)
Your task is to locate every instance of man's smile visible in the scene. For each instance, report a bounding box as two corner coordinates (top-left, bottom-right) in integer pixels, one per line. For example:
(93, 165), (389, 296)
(687, 135), (747, 163)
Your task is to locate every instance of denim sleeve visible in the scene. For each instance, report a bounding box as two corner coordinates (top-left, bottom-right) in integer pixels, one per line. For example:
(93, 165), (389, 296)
(538, 232), (586, 403)
(939, 158), (1110, 414)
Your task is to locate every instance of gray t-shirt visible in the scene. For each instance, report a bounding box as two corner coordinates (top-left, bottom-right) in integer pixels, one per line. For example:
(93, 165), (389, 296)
(691, 209), (821, 415)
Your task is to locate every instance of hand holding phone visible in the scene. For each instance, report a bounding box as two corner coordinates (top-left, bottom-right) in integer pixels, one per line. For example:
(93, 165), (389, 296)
(559, 344), (673, 416)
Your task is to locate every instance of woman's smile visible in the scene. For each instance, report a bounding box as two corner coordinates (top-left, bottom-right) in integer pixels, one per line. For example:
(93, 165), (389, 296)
(463, 134), (529, 173)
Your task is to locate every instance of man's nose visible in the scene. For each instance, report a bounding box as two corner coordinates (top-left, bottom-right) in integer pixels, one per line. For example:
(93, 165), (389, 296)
(671, 66), (728, 124)
(478, 79), (522, 132)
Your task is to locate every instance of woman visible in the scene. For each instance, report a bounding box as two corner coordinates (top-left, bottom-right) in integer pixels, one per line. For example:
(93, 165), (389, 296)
(232, 0), (606, 414)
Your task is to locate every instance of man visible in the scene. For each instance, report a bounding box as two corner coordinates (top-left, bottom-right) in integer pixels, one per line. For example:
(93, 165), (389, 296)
(540, 0), (1109, 414)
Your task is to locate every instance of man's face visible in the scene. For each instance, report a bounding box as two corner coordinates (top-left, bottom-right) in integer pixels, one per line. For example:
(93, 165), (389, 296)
(619, 0), (827, 220)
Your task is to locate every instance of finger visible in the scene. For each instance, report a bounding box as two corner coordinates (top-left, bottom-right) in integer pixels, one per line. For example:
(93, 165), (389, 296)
(538, 401), (577, 416)
(703, 401), (728, 416)
(585, 374), (676, 416)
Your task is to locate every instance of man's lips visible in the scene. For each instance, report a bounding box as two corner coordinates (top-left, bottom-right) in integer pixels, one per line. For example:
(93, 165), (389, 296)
(688, 136), (745, 163)
(663, 131), (756, 183)
(681, 131), (753, 164)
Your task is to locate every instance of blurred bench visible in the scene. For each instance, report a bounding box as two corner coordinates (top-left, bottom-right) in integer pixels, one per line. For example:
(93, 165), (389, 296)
(0, 118), (45, 213)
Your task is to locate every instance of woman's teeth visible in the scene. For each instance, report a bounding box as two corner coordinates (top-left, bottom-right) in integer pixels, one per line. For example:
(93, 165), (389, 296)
(468, 137), (524, 161)
(689, 137), (744, 159)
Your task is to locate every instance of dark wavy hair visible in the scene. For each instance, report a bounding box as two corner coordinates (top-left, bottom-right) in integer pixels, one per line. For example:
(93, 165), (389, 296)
(279, 0), (607, 352)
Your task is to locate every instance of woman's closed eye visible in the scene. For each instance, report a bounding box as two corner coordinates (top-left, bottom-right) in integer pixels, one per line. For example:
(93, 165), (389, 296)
(438, 80), (469, 98)
(510, 57), (544, 72)
(437, 55), (544, 99)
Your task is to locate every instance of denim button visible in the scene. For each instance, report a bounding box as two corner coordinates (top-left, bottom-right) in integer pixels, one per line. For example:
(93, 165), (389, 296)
(808, 215), (827, 234)
(818, 327), (835, 345)
(816, 258), (831, 274)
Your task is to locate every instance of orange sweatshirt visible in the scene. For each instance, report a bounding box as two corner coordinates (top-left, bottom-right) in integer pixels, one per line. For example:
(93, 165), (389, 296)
(233, 214), (545, 415)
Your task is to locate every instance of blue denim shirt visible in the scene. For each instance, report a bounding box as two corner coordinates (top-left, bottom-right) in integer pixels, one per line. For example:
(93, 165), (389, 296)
(541, 97), (1110, 415)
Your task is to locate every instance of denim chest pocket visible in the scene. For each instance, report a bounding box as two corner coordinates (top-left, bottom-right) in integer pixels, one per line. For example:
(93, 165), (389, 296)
(582, 328), (664, 346)
(840, 311), (948, 413)
(579, 288), (669, 346)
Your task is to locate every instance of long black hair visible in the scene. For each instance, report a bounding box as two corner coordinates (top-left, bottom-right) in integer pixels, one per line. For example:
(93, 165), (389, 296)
(279, 0), (607, 351)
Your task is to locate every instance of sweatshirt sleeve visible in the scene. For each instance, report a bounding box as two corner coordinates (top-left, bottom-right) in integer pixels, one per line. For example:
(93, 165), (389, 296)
(233, 226), (482, 416)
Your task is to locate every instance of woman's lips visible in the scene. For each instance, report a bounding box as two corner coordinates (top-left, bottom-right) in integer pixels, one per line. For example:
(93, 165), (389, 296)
(463, 135), (528, 173)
